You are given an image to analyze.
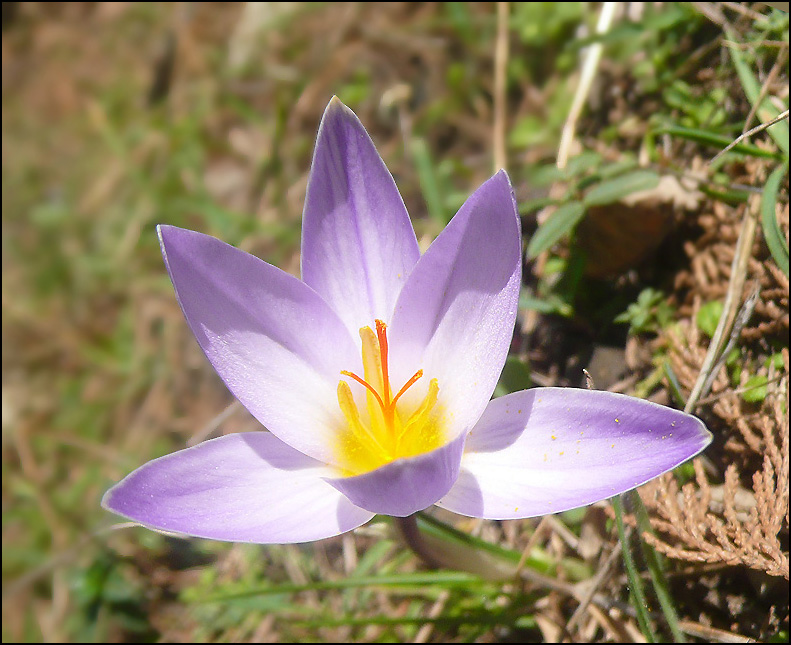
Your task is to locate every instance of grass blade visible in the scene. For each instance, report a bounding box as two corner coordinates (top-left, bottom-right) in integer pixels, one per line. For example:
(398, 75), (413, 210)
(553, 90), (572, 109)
(656, 125), (784, 160)
(526, 201), (586, 259)
(411, 137), (447, 225)
(194, 570), (484, 603)
(761, 162), (790, 277)
(613, 495), (658, 643)
(726, 29), (790, 157)
(630, 490), (686, 642)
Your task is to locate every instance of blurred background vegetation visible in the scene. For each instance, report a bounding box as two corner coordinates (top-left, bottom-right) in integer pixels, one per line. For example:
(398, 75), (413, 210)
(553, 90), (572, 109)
(2, 2), (788, 642)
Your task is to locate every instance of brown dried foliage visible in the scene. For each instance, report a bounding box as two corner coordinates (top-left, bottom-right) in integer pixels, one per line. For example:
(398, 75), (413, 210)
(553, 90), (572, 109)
(640, 189), (790, 579)
(641, 389), (788, 578)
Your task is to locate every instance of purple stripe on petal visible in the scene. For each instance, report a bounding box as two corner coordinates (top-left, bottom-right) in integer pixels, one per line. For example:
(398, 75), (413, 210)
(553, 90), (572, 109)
(325, 431), (467, 517)
(158, 225), (359, 466)
(301, 97), (420, 336)
(102, 433), (374, 543)
(438, 387), (712, 519)
(388, 171), (521, 440)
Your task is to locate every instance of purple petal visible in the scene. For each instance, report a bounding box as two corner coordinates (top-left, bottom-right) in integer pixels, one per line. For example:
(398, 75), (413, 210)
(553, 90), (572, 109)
(437, 387), (712, 519)
(325, 430), (467, 517)
(301, 97), (420, 337)
(102, 433), (375, 543)
(158, 225), (360, 466)
(388, 171), (521, 440)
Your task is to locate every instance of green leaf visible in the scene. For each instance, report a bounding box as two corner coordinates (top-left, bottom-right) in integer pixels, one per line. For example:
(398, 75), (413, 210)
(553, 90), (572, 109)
(761, 163), (790, 277)
(696, 301), (724, 338)
(563, 150), (603, 177)
(525, 201), (586, 259)
(656, 125), (784, 160)
(583, 170), (660, 207)
(519, 196), (559, 215)
(598, 157), (639, 179)
(411, 137), (447, 225)
(742, 375), (768, 403)
(519, 292), (564, 314)
(494, 356), (532, 397)
(615, 287), (674, 335)
(765, 353), (785, 370)
(519, 292), (573, 317)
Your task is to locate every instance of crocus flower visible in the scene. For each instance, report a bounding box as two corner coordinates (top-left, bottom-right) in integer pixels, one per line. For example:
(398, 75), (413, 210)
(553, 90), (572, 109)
(102, 98), (711, 544)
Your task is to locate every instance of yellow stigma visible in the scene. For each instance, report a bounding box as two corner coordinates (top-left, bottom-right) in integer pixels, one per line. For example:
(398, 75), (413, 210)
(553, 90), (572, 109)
(335, 319), (444, 475)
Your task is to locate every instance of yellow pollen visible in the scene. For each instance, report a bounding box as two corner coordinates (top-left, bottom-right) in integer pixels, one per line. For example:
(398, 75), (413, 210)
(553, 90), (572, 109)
(335, 319), (444, 475)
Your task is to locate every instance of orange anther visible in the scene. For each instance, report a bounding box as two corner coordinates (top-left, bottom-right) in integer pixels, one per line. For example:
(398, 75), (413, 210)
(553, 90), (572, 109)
(374, 319), (391, 407)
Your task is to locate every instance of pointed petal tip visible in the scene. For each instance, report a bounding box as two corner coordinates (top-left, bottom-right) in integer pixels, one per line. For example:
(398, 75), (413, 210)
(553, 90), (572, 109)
(320, 95), (359, 128)
(101, 433), (375, 544)
(156, 223), (190, 252)
(694, 415), (713, 446)
(157, 222), (184, 235)
(156, 222), (177, 235)
(498, 170), (520, 231)
(100, 485), (114, 512)
(304, 93), (419, 334)
(327, 94), (345, 110)
(477, 169), (519, 228)
(440, 388), (714, 520)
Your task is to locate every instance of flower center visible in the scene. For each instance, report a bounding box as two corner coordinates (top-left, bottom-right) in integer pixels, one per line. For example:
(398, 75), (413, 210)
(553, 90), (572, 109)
(335, 319), (444, 475)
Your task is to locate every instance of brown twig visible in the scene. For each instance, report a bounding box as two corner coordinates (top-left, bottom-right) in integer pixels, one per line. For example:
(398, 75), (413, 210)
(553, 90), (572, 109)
(685, 186), (762, 412)
(557, 1), (618, 169)
(711, 108), (790, 165)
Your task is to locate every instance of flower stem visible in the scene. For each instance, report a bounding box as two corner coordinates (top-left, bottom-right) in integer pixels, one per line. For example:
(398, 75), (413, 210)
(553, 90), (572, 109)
(393, 515), (444, 569)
